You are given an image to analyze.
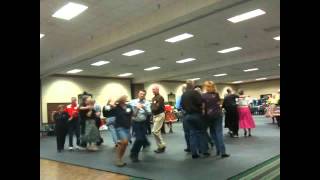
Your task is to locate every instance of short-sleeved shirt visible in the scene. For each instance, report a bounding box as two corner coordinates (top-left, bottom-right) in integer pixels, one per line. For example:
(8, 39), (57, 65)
(114, 104), (133, 129)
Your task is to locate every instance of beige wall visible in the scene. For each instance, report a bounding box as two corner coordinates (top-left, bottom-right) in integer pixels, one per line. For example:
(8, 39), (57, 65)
(235, 79), (280, 98)
(41, 76), (131, 123)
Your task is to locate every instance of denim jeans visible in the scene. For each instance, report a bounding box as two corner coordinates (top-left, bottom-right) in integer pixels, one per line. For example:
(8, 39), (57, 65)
(184, 113), (208, 155)
(208, 115), (226, 155)
(182, 117), (190, 150)
(130, 121), (150, 157)
(108, 124), (118, 144)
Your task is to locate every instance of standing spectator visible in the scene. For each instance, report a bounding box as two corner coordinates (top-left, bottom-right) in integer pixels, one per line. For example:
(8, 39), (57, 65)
(53, 105), (69, 153)
(222, 89), (239, 138)
(181, 80), (209, 159)
(151, 86), (167, 153)
(202, 81), (230, 158)
(114, 95), (133, 167)
(129, 90), (151, 162)
(237, 90), (256, 137)
(65, 97), (80, 150)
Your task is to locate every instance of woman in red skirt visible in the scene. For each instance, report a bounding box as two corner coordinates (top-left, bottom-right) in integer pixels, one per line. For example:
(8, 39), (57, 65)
(164, 104), (177, 133)
(236, 90), (256, 137)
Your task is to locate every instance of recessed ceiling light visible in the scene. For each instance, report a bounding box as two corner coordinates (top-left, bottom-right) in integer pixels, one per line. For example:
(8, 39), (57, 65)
(232, 81), (243, 84)
(218, 47), (242, 53)
(213, 73), (228, 77)
(144, 66), (160, 71)
(243, 68), (259, 72)
(52, 2), (88, 20)
(165, 33), (194, 43)
(176, 58), (196, 63)
(188, 78), (200, 81)
(118, 73), (132, 77)
(227, 9), (266, 23)
(67, 69), (83, 74)
(40, 34), (45, 39)
(122, 50), (145, 56)
(91, 60), (110, 66)
(273, 36), (280, 40)
(256, 77), (267, 81)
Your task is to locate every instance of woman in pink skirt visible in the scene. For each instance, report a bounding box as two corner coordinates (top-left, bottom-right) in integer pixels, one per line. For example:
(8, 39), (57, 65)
(236, 90), (256, 137)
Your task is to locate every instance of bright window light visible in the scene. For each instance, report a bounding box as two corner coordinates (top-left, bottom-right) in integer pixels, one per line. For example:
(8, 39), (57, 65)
(118, 73), (132, 77)
(188, 78), (200, 81)
(243, 68), (259, 72)
(218, 47), (242, 53)
(144, 66), (160, 71)
(91, 60), (110, 66)
(165, 33), (194, 43)
(256, 77), (267, 81)
(52, 2), (88, 20)
(227, 9), (266, 23)
(176, 58), (196, 64)
(273, 36), (280, 40)
(213, 73), (228, 77)
(122, 50), (145, 56)
(40, 34), (45, 39)
(67, 69), (83, 74)
(232, 81), (243, 84)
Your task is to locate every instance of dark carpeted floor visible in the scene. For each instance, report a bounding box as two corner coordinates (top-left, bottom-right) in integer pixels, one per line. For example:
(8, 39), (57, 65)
(40, 116), (280, 180)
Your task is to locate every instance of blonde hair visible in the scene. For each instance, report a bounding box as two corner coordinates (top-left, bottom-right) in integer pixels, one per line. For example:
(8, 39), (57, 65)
(117, 95), (128, 104)
(203, 81), (217, 93)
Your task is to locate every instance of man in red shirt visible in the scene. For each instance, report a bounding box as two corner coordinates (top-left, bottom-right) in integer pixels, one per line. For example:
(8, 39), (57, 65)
(65, 97), (80, 150)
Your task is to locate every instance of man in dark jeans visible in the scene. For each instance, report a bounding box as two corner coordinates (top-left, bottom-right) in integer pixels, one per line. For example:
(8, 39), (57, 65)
(65, 97), (80, 150)
(181, 80), (209, 159)
(129, 90), (151, 162)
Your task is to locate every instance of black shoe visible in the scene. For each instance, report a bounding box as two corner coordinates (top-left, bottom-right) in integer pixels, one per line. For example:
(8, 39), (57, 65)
(221, 154), (230, 158)
(154, 147), (165, 153)
(130, 154), (140, 163)
(244, 131), (247, 137)
(129, 140), (132, 144)
(57, 149), (62, 153)
(192, 154), (200, 159)
(248, 134), (252, 137)
(184, 148), (191, 152)
(216, 151), (221, 156)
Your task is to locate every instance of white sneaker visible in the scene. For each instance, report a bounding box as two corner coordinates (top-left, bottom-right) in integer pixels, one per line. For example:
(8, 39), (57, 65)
(75, 145), (86, 150)
(69, 147), (73, 151)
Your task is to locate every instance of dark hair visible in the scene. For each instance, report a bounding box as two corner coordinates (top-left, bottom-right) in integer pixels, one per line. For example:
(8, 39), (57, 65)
(139, 89), (146, 93)
(80, 95), (89, 106)
(238, 89), (244, 95)
(227, 89), (231, 94)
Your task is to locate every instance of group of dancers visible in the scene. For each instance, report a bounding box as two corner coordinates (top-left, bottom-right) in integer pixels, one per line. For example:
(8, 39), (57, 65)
(52, 79), (259, 167)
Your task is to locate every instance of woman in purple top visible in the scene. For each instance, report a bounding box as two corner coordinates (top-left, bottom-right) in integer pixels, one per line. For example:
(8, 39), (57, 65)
(202, 81), (230, 158)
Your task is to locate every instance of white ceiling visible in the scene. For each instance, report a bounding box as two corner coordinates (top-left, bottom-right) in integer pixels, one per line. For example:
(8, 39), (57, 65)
(40, 0), (280, 84)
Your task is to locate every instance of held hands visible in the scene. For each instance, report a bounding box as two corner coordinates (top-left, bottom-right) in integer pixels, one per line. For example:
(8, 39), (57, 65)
(136, 103), (144, 110)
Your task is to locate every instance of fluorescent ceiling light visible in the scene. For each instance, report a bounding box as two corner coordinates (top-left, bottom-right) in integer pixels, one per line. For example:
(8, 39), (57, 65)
(188, 78), (200, 81)
(122, 50), (145, 56)
(256, 78), (267, 81)
(232, 81), (243, 84)
(144, 66), (160, 71)
(67, 69), (83, 74)
(165, 33), (194, 43)
(227, 9), (266, 23)
(218, 47), (242, 53)
(40, 34), (45, 39)
(214, 73), (228, 77)
(52, 2), (88, 20)
(243, 68), (259, 72)
(91, 60), (110, 66)
(273, 36), (280, 40)
(176, 58), (196, 64)
(118, 73), (132, 77)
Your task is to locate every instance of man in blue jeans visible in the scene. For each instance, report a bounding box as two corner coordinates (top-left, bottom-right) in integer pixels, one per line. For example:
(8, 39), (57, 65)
(181, 80), (209, 159)
(129, 89), (151, 162)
